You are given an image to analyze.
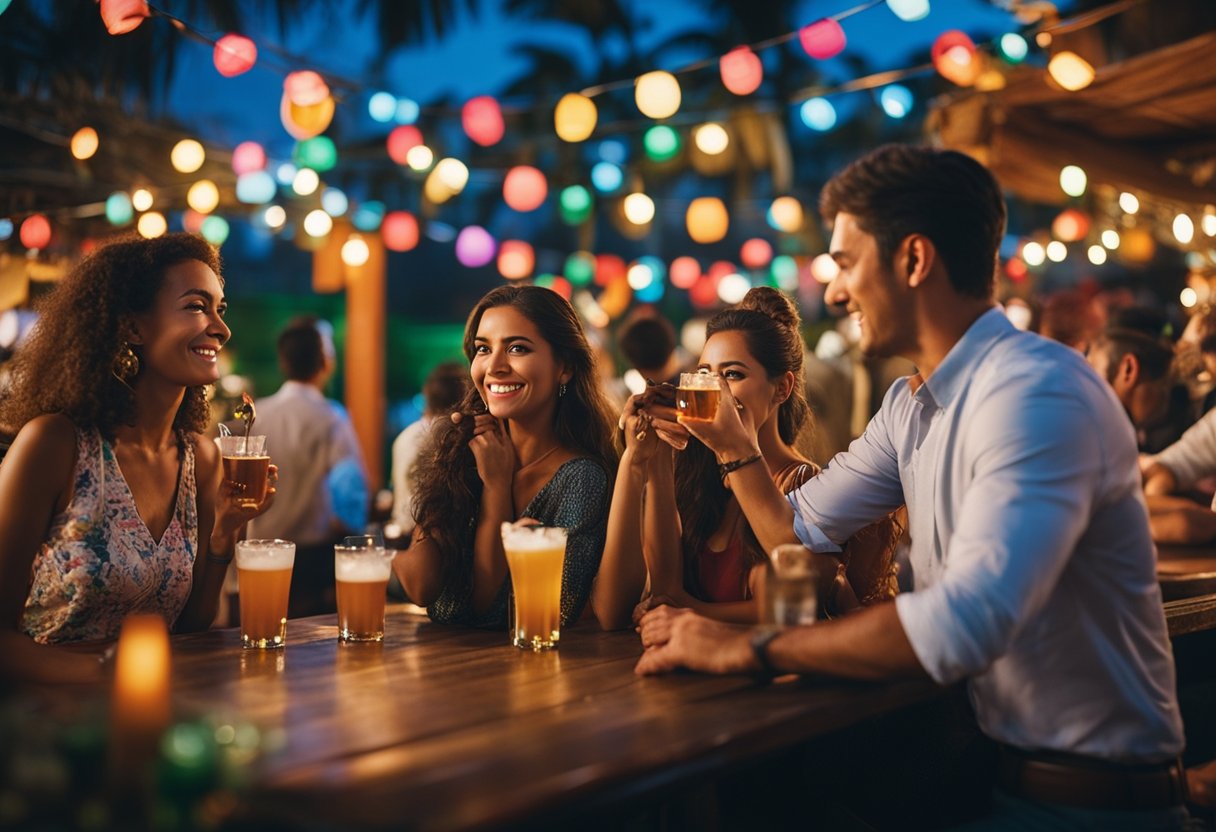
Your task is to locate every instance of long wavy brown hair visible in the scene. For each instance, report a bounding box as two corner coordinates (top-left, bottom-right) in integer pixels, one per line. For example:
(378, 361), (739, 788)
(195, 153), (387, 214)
(675, 287), (812, 597)
(411, 285), (619, 590)
(0, 233), (221, 439)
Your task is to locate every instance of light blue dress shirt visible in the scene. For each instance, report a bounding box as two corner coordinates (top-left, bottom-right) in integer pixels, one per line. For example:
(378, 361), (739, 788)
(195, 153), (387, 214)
(790, 308), (1184, 762)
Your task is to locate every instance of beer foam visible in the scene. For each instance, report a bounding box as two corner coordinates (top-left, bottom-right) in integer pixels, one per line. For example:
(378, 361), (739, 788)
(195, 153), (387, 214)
(235, 540), (295, 570)
(501, 523), (567, 551)
(335, 552), (392, 582)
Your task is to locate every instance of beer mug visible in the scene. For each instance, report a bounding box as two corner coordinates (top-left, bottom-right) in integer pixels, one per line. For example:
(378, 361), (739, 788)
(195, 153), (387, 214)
(334, 540), (393, 642)
(501, 522), (567, 651)
(676, 373), (721, 422)
(235, 539), (296, 649)
(218, 435), (270, 508)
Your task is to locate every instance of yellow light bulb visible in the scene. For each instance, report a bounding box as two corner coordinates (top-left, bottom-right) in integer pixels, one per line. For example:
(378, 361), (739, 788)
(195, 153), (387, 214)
(171, 139), (206, 174)
(70, 127), (99, 160)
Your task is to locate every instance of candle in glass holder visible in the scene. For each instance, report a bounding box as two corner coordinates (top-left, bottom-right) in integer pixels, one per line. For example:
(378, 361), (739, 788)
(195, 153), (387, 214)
(110, 614), (171, 775)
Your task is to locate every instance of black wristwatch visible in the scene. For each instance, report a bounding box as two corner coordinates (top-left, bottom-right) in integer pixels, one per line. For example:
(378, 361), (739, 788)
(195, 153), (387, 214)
(750, 627), (782, 676)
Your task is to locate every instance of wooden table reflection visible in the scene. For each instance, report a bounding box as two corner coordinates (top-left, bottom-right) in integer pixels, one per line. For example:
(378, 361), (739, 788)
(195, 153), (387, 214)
(166, 607), (940, 830)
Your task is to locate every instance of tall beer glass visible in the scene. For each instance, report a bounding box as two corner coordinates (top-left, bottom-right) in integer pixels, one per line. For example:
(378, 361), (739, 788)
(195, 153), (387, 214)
(235, 539), (295, 649)
(676, 373), (721, 422)
(218, 435), (270, 508)
(501, 523), (567, 651)
(335, 543), (393, 642)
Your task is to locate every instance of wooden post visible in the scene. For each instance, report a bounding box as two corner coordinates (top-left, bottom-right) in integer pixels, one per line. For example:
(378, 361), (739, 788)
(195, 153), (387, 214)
(343, 232), (386, 489)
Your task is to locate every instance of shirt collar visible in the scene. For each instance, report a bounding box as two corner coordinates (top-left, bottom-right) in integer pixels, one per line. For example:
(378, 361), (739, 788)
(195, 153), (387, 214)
(279, 379), (324, 400)
(918, 306), (1012, 410)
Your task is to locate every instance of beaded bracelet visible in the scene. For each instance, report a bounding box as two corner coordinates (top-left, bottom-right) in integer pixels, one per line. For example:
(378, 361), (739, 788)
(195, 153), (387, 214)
(718, 452), (763, 480)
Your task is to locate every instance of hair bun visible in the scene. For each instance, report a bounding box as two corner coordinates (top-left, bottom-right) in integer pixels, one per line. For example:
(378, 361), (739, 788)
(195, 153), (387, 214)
(738, 286), (801, 331)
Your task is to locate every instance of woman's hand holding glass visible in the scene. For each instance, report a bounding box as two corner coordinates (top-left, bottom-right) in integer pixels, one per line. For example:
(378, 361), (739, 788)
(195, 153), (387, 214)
(677, 375), (757, 461)
(215, 463), (278, 541)
(635, 384), (688, 452)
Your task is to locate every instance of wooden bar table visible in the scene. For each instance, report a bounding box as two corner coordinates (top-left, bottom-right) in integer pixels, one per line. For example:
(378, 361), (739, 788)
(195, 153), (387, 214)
(1157, 544), (1216, 636)
(166, 606), (942, 830)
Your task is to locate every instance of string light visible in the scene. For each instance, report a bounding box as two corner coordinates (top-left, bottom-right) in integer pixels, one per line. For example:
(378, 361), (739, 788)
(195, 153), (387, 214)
(341, 235), (371, 267)
(998, 33), (1028, 63)
(720, 46), (763, 95)
(694, 123), (729, 155)
(554, 93), (597, 142)
(591, 162), (623, 193)
(559, 185), (593, 225)
(186, 180), (220, 213)
(1046, 241), (1067, 262)
(232, 141), (266, 175)
(455, 226), (496, 268)
(321, 188), (349, 216)
(1181, 287), (1198, 308)
(879, 85), (913, 118)
(1059, 165), (1087, 197)
(1047, 51), (1095, 91)
(810, 253), (839, 283)
(105, 192), (133, 225)
(502, 166), (548, 212)
(19, 214), (52, 249)
(564, 252), (595, 286)
(497, 240), (534, 279)
(1101, 229), (1120, 249)
(381, 211), (419, 251)
(387, 126), (423, 165)
(70, 127), (99, 160)
(799, 18), (846, 60)
(236, 171), (276, 204)
(800, 97), (837, 131)
(132, 189), (153, 211)
(768, 197), (803, 233)
(623, 193), (655, 225)
(635, 71), (681, 119)
(201, 215), (229, 245)
(263, 205), (286, 228)
(213, 34), (257, 77)
(303, 209), (333, 237)
(292, 168), (320, 196)
(462, 96), (505, 147)
(1087, 245), (1107, 265)
(368, 92), (397, 123)
(137, 211), (166, 239)
(1022, 241), (1046, 266)
(643, 125), (681, 162)
(886, 0), (930, 22)
(1174, 214), (1195, 245)
(1119, 192), (1140, 214)
(687, 197), (729, 244)
(406, 145), (434, 171)
(170, 139), (205, 174)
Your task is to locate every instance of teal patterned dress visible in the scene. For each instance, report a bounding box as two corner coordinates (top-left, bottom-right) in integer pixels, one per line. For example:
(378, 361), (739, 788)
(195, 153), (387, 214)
(21, 427), (198, 643)
(427, 458), (610, 629)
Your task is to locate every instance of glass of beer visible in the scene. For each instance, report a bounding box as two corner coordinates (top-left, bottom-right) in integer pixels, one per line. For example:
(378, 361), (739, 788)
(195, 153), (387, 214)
(676, 372), (721, 422)
(218, 435), (270, 508)
(334, 542), (393, 642)
(501, 522), (567, 651)
(763, 544), (818, 627)
(235, 539), (296, 649)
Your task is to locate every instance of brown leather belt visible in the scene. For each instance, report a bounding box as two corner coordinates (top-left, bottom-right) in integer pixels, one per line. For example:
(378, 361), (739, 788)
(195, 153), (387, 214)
(997, 745), (1187, 812)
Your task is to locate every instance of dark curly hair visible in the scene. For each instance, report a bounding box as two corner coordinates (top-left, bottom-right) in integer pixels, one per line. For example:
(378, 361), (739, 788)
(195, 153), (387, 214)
(820, 144), (1006, 300)
(411, 285), (619, 589)
(675, 287), (811, 597)
(0, 233), (222, 439)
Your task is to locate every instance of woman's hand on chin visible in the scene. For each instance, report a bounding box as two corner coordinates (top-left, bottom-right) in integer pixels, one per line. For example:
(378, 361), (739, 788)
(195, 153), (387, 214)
(468, 414), (515, 487)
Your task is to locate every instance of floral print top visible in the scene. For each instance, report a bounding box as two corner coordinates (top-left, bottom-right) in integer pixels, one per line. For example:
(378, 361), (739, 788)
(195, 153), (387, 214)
(21, 427), (198, 644)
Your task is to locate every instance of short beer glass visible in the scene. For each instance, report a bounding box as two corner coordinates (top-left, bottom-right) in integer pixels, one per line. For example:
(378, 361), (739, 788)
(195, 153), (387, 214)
(335, 543), (393, 642)
(501, 523), (567, 651)
(218, 435), (270, 508)
(676, 373), (721, 422)
(764, 544), (818, 627)
(235, 539), (295, 649)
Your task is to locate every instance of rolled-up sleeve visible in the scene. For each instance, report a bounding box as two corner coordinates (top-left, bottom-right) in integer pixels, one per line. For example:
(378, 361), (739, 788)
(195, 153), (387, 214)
(789, 381), (907, 552)
(1150, 408), (1216, 491)
(895, 384), (1101, 684)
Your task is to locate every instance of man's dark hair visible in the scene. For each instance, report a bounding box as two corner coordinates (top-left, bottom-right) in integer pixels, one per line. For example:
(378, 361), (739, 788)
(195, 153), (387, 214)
(422, 362), (468, 415)
(819, 144), (1007, 299)
(1093, 328), (1174, 384)
(618, 315), (676, 371)
(277, 317), (326, 381)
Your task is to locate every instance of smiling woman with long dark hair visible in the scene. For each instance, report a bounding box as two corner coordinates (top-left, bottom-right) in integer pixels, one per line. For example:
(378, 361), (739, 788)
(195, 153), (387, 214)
(393, 285), (628, 629)
(0, 234), (275, 683)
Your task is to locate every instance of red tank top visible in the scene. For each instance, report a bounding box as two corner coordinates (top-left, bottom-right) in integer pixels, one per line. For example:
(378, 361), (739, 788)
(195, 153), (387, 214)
(696, 534), (749, 603)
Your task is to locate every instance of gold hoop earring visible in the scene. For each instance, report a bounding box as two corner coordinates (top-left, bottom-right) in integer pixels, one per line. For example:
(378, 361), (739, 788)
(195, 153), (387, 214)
(113, 342), (140, 384)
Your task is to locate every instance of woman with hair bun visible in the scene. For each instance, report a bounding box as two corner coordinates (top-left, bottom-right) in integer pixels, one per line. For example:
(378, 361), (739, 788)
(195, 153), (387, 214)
(604, 287), (900, 625)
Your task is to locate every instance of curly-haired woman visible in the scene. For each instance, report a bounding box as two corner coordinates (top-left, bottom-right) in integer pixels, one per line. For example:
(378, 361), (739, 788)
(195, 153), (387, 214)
(0, 234), (275, 682)
(606, 287), (901, 625)
(393, 285), (634, 630)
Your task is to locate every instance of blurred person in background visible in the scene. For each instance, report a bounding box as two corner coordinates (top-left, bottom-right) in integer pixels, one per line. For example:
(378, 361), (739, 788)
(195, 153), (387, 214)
(1086, 327), (1176, 450)
(245, 316), (368, 617)
(390, 362), (468, 540)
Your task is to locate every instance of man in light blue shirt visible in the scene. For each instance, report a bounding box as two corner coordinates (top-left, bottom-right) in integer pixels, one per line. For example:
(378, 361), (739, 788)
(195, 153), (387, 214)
(636, 145), (1188, 826)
